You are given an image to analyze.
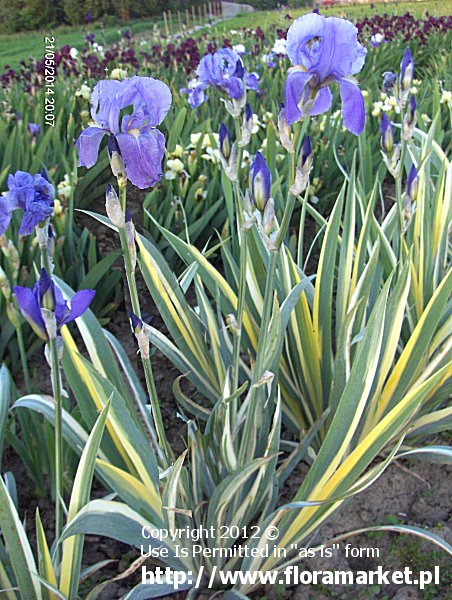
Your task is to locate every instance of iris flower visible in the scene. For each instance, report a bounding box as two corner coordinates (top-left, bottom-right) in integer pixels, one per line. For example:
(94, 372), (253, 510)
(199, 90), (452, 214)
(14, 269), (95, 341)
(0, 170), (54, 236)
(188, 48), (259, 108)
(75, 76), (172, 189)
(284, 13), (367, 135)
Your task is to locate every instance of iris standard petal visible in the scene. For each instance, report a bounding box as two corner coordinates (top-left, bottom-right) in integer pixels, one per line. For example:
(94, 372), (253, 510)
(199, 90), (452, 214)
(90, 79), (125, 133)
(318, 18), (363, 79)
(337, 78), (366, 135)
(309, 86), (333, 116)
(13, 286), (47, 339)
(75, 127), (107, 168)
(286, 12), (324, 68)
(127, 77), (172, 126)
(284, 70), (313, 124)
(116, 129), (166, 189)
(60, 289), (96, 325)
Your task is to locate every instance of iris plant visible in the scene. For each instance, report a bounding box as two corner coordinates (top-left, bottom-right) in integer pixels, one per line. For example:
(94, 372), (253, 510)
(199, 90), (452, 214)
(14, 269), (95, 341)
(187, 48), (259, 108)
(0, 170), (54, 236)
(75, 76), (171, 189)
(284, 13), (367, 135)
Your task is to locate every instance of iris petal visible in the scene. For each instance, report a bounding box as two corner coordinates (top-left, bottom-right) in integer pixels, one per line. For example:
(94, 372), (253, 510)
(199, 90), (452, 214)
(75, 127), (106, 168)
(13, 286), (47, 339)
(117, 129), (166, 189)
(310, 86), (333, 116)
(338, 78), (366, 135)
(284, 70), (312, 125)
(60, 289), (96, 326)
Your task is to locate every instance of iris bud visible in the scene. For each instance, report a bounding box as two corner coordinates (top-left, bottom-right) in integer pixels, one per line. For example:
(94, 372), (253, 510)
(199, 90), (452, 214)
(108, 135), (126, 181)
(403, 95), (416, 140)
(219, 122), (238, 182)
(129, 311), (150, 359)
(400, 48), (414, 93)
(406, 165), (419, 203)
(278, 103), (293, 153)
(239, 103), (253, 147)
(0, 266), (11, 301)
(125, 210), (137, 272)
(380, 114), (394, 154)
(249, 152), (271, 212)
(219, 122), (231, 160)
(105, 184), (125, 228)
(290, 136), (312, 196)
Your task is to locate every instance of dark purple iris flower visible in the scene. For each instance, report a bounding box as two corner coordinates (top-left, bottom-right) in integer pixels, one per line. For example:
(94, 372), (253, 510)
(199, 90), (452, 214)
(187, 48), (259, 108)
(0, 170), (54, 236)
(284, 13), (367, 135)
(14, 269), (95, 341)
(75, 76), (172, 189)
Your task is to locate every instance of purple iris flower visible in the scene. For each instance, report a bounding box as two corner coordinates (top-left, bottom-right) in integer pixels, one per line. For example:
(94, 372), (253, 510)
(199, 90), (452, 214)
(75, 76), (172, 189)
(382, 71), (397, 94)
(0, 170), (54, 236)
(14, 269), (95, 341)
(284, 13), (367, 135)
(249, 152), (271, 212)
(28, 123), (41, 138)
(188, 48), (259, 107)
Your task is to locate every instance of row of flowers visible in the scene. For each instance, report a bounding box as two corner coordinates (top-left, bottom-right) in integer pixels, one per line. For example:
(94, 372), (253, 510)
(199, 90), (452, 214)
(1, 11), (451, 89)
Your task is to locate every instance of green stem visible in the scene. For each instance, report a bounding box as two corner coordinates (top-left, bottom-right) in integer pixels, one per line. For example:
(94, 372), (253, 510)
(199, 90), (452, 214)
(118, 181), (173, 466)
(231, 228), (248, 393)
(15, 323), (31, 390)
(275, 118), (308, 250)
(48, 335), (63, 566)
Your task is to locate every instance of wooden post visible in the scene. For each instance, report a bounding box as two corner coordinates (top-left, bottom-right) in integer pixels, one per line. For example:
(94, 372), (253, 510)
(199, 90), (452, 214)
(198, 4), (202, 25)
(191, 4), (196, 28)
(178, 10), (183, 35)
(185, 8), (190, 30)
(204, 3), (209, 24)
(168, 10), (174, 36)
(163, 11), (169, 36)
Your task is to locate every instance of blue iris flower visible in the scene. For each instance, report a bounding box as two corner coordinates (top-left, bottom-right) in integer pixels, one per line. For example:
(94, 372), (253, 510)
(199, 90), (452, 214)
(75, 76), (172, 189)
(14, 268), (95, 341)
(0, 170), (54, 236)
(284, 13), (367, 135)
(187, 48), (259, 108)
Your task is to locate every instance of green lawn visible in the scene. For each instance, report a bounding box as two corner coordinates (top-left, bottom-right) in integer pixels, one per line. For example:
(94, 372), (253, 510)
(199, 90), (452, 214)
(0, 18), (159, 72)
(211, 0), (451, 33)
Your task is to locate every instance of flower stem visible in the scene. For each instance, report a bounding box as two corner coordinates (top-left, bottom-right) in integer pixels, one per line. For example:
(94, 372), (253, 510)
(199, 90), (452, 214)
(118, 182), (173, 467)
(15, 323), (31, 390)
(48, 335), (63, 566)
